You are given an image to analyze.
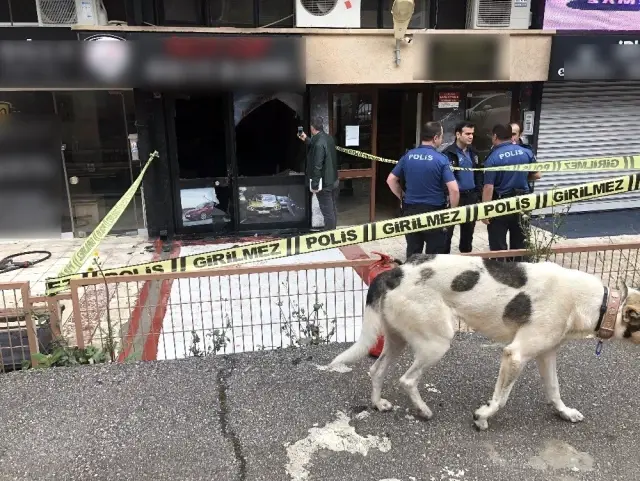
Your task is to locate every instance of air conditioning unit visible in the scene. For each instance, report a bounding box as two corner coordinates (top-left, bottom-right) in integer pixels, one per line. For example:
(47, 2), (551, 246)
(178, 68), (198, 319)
(36, 0), (108, 26)
(295, 0), (361, 28)
(466, 0), (531, 29)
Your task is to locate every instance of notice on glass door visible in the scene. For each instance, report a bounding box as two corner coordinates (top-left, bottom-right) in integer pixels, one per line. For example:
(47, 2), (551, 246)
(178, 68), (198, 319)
(345, 125), (360, 146)
(437, 92), (460, 109)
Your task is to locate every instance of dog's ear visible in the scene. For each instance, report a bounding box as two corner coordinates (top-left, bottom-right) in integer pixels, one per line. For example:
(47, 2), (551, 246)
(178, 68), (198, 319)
(625, 307), (640, 326)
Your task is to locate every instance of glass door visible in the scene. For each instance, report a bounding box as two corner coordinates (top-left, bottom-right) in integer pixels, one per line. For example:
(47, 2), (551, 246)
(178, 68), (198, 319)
(166, 93), (234, 234)
(330, 89), (377, 225)
(55, 91), (145, 237)
(466, 90), (513, 161)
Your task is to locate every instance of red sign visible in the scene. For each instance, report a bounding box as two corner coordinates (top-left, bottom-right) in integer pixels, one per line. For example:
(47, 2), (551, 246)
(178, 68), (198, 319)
(437, 92), (460, 108)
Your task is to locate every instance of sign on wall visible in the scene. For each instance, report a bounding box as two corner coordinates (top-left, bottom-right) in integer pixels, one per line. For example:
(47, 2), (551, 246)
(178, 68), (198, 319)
(543, 0), (640, 30)
(548, 34), (640, 81)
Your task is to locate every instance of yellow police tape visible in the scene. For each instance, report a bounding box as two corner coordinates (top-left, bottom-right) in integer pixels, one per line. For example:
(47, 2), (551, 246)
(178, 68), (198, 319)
(55, 151), (158, 279)
(336, 146), (640, 172)
(44, 172), (640, 296)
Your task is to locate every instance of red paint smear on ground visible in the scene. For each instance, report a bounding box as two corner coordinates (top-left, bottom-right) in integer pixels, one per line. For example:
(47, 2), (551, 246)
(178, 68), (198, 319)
(117, 239), (163, 362)
(141, 242), (182, 361)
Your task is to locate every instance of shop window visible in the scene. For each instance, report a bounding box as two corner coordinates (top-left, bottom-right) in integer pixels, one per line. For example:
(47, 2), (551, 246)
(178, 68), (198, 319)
(258, 0), (293, 27)
(0, 0), (38, 24)
(466, 90), (513, 160)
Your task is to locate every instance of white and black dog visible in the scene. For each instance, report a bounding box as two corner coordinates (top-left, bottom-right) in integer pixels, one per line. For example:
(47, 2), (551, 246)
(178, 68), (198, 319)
(328, 254), (640, 430)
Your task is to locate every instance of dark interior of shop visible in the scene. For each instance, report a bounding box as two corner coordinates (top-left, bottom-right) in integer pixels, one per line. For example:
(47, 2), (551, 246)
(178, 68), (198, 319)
(174, 94), (231, 216)
(175, 94), (227, 179)
(235, 99), (305, 177)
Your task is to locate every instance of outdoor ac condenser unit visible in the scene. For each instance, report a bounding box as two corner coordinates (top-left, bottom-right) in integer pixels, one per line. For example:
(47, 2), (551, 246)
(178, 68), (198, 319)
(295, 0), (361, 28)
(36, 0), (108, 26)
(466, 0), (531, 29)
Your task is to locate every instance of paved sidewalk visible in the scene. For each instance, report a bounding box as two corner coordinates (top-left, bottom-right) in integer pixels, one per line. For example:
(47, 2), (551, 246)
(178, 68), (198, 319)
(0, 237), (157, 296)
(1, 334), (638, 481)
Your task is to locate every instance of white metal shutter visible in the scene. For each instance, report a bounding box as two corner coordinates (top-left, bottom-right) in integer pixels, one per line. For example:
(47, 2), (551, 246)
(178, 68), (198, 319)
(535, 81), (640, 213)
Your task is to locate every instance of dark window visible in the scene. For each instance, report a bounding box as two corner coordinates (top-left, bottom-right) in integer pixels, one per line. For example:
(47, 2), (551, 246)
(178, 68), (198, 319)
(0, 0), (39, 24)
(161, 0), (205, 25)
(102, 0), (128, 23)
(258, 0), (293, 27)
(208, 0), (254, 27)
(360, 0), (379, 28)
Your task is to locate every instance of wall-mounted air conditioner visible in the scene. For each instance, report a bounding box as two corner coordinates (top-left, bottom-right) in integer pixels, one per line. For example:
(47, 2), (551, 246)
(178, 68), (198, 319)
(36, 0), (108, 26)
(295, 0), (361, 28)
(466, 0), (531, 29)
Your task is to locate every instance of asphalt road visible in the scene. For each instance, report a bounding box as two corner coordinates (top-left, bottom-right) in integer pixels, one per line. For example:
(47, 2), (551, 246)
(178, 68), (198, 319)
(1, 333), (639, 481)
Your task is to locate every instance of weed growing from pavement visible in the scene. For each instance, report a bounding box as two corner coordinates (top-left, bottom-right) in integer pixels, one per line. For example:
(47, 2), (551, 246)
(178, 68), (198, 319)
(276, 281), (337, 348)
(188, 316), (232, 357)
(88, 252), (117, 362)
(521, 194), (571, 262)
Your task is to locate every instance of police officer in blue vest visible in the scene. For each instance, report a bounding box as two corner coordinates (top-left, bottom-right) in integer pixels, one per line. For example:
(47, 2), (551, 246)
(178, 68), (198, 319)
(443, 121), (482, 253)
(482, 124), (541, 259)
(387, 121), (460, 259)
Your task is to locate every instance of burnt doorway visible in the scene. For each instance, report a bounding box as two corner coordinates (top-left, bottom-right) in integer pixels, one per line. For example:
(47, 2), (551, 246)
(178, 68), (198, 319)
(167, 93), (234, 234)
(233, 93), (309, 230)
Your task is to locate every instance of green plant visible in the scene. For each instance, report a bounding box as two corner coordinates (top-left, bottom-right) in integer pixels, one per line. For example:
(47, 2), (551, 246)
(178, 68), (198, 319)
(88, 252), (117, 362)
(188, 318), (232, 358)
(22, 337), (108, 369)
(521, 197), (571, 262)
(276, 284), (337, 347)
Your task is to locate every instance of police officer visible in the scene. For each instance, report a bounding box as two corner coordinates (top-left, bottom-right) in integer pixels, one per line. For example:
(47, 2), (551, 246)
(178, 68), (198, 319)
(387, 121), (460, 259)
(482, 124), (541, 259)
(443, 121), (482, 253)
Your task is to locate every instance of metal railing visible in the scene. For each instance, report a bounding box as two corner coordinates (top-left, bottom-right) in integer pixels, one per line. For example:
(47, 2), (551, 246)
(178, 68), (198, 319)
(68, 258), (373, 362)
(2, 242), (639, 370)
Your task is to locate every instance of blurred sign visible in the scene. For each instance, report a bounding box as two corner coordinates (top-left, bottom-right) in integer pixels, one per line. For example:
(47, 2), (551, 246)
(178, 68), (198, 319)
(0, 36), (305, 90)
(549, 35), (640, 81)
(415, 34), (509, 82)
(543, 0), (640, 30)
(0, 102), (10, 115)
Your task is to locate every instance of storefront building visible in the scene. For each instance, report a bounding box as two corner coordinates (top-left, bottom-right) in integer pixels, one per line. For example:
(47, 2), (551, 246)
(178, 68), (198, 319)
(0, 0), (555, 239)
(535, 0), (640, 214)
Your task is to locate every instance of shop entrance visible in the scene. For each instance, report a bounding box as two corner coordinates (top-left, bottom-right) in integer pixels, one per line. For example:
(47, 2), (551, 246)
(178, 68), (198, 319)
(167, 93), (234, 234)
(233, 93), (309, 230)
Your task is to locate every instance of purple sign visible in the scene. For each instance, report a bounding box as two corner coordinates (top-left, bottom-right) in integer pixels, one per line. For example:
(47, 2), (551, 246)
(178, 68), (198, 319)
(544, 0), (640, 30)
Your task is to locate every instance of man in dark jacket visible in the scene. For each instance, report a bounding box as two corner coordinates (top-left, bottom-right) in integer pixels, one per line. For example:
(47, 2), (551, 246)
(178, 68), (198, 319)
(443, 122), (482, 253)
(299, 117), (339, 230)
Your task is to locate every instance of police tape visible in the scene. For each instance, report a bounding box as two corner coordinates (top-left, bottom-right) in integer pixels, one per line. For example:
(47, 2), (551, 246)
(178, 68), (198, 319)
(55, 151), (158, 279)
(44, 172), (640, 296)
(336, 146), (640, 173)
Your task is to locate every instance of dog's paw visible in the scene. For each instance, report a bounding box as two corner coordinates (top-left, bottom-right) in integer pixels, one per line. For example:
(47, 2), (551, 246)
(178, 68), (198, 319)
(473, 418), (489, 431)
(374, 399), (394, 412)
(417, 406), (433, 420)
(557, 407), (584, 423)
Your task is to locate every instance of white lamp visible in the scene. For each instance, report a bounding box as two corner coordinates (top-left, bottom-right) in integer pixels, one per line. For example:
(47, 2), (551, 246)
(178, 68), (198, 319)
(391, 0), (415, 40)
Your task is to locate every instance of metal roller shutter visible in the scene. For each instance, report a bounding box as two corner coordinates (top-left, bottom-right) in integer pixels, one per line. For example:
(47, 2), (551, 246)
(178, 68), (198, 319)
(534, 81), (640, 214)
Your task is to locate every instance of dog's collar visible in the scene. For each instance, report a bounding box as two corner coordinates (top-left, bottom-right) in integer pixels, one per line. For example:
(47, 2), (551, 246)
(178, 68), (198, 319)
(595, 287), (622, 340)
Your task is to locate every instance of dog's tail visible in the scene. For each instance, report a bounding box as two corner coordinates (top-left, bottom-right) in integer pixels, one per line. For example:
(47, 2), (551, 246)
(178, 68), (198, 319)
(328, 304), (382, 367)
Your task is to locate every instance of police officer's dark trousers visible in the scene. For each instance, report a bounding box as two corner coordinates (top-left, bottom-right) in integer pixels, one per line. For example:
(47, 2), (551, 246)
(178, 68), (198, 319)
(487, 212), (528, 262)
(445, 190), (478, 254)
(402, 203), (448, 259)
